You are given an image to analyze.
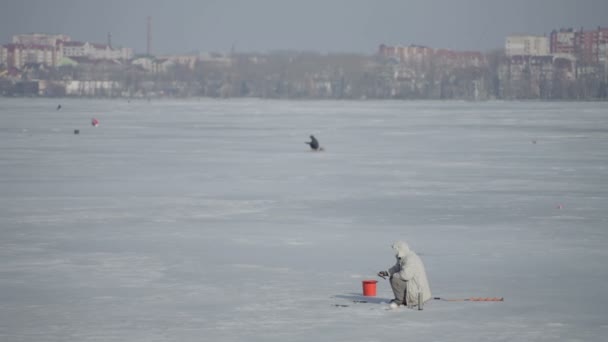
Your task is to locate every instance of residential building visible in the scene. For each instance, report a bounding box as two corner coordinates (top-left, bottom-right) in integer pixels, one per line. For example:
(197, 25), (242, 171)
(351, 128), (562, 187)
(153, 58), (174, 73)
(65, 80), (120, 96)
(198, 52), (232, 67)
(62, 41), (132, 60)
(4, 33), (69, 68)
(2, 44), (60, 69)
(63, 42), (93, 58)
(378, 44), (434, 63)
(434, 49), (485, 67)
(12, 33), (71, 47)
(550, 27), (608, 65)
(157, 54), (198, 69)
(550, 28), (576, 55)
(499, 55), (556, 98)
(378, 44), (484, 67)
(505, 35), (550, 56)
(131, 56), (180, 73)
(3, 44), (21, 68)
(131, 56), (155, 72)
(576, 27), (608, 64)
(0, 45), (7, 66)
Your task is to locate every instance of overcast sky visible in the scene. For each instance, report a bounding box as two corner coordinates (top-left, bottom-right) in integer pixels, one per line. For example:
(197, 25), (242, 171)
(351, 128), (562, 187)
(1, 0), (607, 55)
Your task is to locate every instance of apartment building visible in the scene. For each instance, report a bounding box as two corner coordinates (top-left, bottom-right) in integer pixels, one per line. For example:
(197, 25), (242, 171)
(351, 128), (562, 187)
(1, 43), (61, 69)
(63, 41), (133, 60)
(506, 35), (550, 56)
(12, 33), (71, 47)
(550, 27), (608, 64)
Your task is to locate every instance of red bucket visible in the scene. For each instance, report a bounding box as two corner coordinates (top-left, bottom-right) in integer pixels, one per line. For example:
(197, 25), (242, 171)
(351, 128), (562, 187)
(362, 280), (378, 296)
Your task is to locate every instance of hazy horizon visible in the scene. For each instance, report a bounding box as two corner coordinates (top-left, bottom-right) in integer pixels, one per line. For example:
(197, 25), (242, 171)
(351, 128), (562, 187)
(1, 0), (607, 55)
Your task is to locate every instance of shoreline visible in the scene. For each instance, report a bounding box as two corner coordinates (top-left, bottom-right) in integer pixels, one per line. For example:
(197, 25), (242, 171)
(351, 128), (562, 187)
(2, 95), (607, 103)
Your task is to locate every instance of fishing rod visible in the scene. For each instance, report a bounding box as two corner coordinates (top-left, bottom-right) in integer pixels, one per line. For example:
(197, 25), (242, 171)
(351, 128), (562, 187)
(377, 274), (504, 303)
(433, 297), (504, 302)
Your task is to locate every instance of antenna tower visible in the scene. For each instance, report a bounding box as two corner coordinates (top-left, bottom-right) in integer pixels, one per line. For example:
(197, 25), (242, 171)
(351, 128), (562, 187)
(146, 16), (152, 55)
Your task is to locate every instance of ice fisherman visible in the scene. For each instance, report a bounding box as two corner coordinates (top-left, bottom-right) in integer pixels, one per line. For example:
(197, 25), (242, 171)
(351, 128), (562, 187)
(305, 135), (320, 151)
(378, 241), (432, 307)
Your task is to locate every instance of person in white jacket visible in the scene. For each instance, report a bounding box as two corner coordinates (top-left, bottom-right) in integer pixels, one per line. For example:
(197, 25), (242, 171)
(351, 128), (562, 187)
(378, 241), (432, 307)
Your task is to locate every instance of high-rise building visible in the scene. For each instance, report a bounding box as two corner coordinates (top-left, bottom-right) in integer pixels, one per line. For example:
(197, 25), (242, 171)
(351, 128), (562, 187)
(550, 27), (608, 64)
(505, 35), (550, 56)
(576, 27), (608, 64)
(3, 33), (71, 68)
(12, 33), (71, 47)
(550, 28), (576, 55)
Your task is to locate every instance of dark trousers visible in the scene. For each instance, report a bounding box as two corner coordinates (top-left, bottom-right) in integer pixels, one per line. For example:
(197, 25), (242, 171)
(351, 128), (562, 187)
(390, 275), (407, 305)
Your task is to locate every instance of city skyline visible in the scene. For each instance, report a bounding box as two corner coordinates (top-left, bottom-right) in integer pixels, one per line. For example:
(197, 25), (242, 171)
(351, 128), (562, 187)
(1, 0), (607, 55)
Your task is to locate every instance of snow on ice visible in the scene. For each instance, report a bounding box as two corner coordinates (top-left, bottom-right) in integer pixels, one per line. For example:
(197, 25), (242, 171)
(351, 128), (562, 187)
(1, 98), (607, 341)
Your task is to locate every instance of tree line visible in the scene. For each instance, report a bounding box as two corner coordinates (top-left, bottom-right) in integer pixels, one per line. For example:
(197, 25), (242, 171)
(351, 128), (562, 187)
(2, 51), (606, 100)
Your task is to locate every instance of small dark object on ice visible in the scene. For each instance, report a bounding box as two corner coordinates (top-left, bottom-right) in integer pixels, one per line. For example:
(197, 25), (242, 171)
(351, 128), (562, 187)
(56, 104), (62, 110)
(74, 129), (79, 135)
(305, 135), (322, 151)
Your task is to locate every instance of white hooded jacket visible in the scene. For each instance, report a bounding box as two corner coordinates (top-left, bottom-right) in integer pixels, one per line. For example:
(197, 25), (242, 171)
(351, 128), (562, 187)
(387, 241), (432, 305)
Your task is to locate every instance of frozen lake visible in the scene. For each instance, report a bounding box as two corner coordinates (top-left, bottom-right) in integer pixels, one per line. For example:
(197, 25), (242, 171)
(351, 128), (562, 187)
(1, 98), (607, 341)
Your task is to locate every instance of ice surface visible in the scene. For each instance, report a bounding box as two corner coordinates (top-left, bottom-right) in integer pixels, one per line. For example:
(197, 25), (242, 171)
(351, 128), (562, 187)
(1, 98), (607, 341)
